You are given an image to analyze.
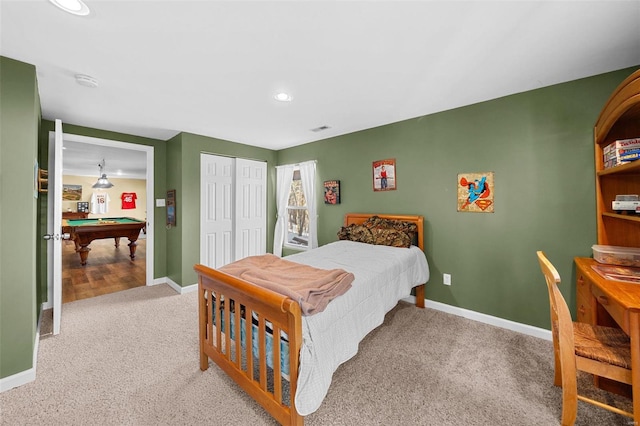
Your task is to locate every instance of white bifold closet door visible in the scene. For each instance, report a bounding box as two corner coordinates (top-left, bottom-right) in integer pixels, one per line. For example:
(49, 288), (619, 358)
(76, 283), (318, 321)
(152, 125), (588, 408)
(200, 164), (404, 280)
(200, 153), (267, 269)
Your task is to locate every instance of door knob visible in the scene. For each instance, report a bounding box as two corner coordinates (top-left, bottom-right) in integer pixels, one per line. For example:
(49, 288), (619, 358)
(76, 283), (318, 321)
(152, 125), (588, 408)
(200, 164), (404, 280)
(43, 233), (71, 240)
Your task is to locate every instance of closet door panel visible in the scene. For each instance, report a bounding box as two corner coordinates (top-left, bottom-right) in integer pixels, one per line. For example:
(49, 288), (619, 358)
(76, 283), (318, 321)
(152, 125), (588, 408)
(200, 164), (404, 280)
(235, 158), (267, 260)
(200, 154), (234, 268)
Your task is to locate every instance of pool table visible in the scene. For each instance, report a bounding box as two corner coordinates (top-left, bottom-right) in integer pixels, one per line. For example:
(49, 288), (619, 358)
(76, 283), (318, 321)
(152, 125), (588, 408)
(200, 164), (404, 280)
(62, 217), (147, 265)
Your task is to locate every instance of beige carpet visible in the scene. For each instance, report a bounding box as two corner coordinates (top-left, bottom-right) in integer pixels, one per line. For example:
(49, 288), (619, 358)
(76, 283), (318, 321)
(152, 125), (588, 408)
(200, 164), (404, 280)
(0, 284), (632, 425)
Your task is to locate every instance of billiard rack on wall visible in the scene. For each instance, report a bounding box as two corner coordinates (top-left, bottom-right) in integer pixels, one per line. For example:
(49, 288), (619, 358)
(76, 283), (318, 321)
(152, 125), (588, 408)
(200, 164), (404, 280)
(38, 168), (48, 193)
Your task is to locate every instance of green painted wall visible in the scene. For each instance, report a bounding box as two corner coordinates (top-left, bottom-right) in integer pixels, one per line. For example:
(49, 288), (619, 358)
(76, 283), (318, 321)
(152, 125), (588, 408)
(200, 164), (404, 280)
(165, 133), (183, 285)
(278, 67), (640, 330)
(38, 120), (168, 281)
(166, 132), (278, 287)
(0, 57), (40, 378)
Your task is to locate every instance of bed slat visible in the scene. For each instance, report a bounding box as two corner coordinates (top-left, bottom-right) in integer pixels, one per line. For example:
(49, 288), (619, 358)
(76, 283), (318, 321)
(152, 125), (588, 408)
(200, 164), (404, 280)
(258, 315), (268, 391)
(223, 294), (231, 360)
(245, 306), (254, 381)
(273, 323), (282, 404)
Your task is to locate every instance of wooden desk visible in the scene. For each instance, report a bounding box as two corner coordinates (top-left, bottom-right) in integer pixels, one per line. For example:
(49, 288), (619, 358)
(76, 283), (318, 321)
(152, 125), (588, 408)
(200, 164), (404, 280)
(575, 257), (640, 420)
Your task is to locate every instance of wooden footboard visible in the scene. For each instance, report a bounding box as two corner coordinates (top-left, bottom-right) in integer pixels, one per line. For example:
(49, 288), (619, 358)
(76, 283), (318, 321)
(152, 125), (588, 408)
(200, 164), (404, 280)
(194, 213), (426, 425)
(194, 264), (304, 426)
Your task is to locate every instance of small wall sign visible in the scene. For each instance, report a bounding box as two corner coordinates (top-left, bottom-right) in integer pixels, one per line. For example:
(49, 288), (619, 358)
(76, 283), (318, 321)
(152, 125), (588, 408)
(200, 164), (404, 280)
(457, 172), (494, 213)
(372, 158), (396, 191)
(323, 180), (340, 204)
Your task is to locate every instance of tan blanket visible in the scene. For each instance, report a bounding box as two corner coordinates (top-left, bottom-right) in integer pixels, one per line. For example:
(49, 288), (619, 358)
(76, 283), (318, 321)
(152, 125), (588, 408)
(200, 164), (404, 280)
(219, 254), (354, 316)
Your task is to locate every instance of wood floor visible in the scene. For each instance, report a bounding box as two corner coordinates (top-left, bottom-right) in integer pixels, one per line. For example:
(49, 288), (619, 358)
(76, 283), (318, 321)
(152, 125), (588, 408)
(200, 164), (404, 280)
(62, 235), (146, 303)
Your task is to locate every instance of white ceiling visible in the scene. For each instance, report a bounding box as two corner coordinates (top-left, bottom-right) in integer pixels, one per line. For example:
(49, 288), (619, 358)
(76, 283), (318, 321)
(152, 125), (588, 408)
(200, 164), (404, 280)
(1, 1), (639, 175)
(62, 140), (147, 179)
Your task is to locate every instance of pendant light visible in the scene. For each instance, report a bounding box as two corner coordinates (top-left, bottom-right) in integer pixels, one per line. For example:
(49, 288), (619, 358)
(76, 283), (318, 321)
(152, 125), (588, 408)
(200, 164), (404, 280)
(92, 159), (114, 189)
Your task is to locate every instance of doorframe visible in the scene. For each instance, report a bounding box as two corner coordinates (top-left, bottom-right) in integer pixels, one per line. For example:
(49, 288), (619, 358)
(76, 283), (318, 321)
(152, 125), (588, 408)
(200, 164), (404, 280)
(45, 132), (155, 308)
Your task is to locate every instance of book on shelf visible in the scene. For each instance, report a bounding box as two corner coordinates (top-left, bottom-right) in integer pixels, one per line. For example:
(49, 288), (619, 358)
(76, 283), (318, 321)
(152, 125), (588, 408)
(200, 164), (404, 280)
(604, 159), (633, 169)
(603, 143), (640, 169)
(604, 148), (640, 159)
(604, 138), (640, 154)
(619, 153), (640, 161)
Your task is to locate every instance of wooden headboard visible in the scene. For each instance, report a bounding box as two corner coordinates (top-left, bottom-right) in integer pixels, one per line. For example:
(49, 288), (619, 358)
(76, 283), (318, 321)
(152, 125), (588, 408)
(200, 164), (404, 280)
(344, 213), (424, 251)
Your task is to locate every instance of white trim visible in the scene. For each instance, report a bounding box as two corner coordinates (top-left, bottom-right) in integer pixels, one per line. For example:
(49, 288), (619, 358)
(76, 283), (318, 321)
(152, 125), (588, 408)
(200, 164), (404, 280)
(404, 296), (552, 341)
(0, 366), (36, 393)
(275, 159), (317, 169)
(156, 277), (198, 294)
(152, 277), (167, 286)
(164, 277), (181, 293)
(53, 132), (155, 291)
(0, 305), (43, 393)
(180, 283), (198, 294)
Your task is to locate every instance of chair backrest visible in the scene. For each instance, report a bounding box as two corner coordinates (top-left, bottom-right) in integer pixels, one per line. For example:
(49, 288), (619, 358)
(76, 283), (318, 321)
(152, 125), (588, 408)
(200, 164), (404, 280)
(537, 251), (578, 386)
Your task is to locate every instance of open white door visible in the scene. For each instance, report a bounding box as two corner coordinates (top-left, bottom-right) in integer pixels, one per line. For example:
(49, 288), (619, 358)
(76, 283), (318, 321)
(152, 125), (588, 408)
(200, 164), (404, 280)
(46, 119), (64, 335)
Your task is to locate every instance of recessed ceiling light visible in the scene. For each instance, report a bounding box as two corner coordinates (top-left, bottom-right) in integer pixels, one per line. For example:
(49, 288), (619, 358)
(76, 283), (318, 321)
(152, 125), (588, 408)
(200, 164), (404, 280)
(75, 74), (98, 88)
(49, 0), (90, 16)
(274, 92), (293, 102)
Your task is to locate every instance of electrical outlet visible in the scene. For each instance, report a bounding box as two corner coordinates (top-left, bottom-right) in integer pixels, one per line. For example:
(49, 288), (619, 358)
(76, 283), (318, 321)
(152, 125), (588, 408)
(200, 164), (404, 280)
(443, 273), (451, 286)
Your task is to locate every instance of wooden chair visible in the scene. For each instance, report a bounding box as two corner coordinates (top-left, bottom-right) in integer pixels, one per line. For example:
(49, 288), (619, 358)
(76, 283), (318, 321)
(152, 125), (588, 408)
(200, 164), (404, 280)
(536, 251), (633, 425)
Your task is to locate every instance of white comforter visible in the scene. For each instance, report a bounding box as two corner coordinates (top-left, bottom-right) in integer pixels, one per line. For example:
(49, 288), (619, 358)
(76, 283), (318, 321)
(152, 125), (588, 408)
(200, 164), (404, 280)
(287, 240), (430, 415)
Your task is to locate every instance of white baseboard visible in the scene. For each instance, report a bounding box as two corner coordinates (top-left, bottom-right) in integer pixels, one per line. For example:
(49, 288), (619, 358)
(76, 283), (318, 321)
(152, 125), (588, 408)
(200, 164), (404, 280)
(0, 305), (42, 393)
(404, 296), (552, 341)
(179, 283), (198, 294)
(0, 367), (36, 393)
(152, 277), (198, 294)
(151, 277), (167, 286)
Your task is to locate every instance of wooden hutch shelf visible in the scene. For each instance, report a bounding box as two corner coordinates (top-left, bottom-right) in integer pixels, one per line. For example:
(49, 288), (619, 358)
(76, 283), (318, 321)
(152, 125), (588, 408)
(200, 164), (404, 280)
(597, 160), (640, 176)
(601, 212), (640, 223)
(593, 69), (640, 248)
(575, 68), (640, 399)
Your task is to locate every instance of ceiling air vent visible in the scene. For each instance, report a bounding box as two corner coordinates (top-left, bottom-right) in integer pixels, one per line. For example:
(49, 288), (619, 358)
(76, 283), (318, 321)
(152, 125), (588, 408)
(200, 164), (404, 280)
(311, 125), (331, 132)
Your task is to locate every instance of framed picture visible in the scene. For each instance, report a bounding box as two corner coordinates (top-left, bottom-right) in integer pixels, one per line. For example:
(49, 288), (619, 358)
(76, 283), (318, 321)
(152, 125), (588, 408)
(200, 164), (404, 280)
(372, 158), (396, 191)
(63, 184), (82, 201)
(166, 189), (176, 226)
(457, 172), (494, 213)
(323, 180), (340, 204)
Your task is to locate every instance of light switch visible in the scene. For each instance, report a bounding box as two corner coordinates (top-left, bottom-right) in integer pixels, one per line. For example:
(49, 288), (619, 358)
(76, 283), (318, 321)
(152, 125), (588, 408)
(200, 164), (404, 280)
(156, 199), (166, 207)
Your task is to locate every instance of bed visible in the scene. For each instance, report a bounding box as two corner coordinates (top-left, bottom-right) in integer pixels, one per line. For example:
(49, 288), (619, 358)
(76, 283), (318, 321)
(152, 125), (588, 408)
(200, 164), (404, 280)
(194, 213), (429, 425)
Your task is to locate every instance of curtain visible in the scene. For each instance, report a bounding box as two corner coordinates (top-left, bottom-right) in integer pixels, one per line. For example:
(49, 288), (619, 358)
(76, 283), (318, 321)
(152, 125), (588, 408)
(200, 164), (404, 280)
(273, 164), (294, 256)
(299, 161), (318, 250)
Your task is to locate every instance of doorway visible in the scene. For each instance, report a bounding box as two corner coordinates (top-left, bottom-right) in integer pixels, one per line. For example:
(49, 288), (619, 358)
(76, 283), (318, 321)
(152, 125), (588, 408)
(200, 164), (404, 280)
(47, 132), (154, 309)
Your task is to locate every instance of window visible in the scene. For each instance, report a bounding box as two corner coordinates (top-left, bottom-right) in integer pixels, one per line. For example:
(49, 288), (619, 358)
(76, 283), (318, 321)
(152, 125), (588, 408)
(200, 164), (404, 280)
(285, 169), (309, 248)
(274, 160), (316, 256)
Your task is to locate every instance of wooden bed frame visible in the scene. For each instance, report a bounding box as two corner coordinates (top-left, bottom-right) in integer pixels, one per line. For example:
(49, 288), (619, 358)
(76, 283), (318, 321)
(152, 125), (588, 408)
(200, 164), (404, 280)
(194, 213), (426, 425)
